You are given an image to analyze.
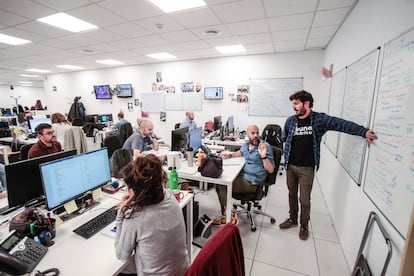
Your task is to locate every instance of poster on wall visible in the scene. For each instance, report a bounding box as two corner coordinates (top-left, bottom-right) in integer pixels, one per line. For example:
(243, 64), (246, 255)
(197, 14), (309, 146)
(237, 85), (249, 103)
(181, 82), (194, 93)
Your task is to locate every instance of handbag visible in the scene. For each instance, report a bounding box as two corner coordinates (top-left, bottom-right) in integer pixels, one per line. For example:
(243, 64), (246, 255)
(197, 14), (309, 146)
(198, 155), (223, 178)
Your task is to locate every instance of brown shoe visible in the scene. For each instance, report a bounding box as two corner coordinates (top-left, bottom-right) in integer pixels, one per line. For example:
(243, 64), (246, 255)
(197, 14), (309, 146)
(279, 218), (298, 229)
(299, 226), (309, 240)
(212, 216), (226, 225)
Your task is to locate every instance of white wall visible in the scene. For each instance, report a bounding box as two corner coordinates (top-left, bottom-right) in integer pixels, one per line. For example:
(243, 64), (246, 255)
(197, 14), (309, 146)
(0, 85), (45, 111)
(319, 0), (414, 274)
(43, 51), (323, 144)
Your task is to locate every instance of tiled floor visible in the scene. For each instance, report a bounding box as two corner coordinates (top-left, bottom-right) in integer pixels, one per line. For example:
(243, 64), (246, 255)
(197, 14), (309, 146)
(190, 172), (351, 276)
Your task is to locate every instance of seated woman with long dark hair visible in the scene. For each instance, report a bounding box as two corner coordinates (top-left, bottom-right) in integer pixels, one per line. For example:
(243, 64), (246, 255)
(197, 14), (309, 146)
(115, 154), (189, 276)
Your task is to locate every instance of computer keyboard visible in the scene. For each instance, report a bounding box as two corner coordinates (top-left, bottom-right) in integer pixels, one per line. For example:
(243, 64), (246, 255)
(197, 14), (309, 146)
(73, 205), (117, 239)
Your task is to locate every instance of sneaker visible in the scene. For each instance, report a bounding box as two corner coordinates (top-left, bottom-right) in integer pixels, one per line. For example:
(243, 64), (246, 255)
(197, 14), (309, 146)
(299, 226), (309, 240)
(279, 218), (298, 229)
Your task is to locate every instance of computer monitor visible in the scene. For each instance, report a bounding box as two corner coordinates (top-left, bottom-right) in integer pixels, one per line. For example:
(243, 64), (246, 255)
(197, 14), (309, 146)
(171, 126), (189, 153)
(40, 148), (111, 210)
(29, 117), (52, 133)
(16, 113), (25, 124)
(5, 149), (77, 208)
(213, 116), (222, 131)
(85, 114), (97, 123)
(189, 127), (202, 152)
(1, 108), (12, 116)
(96, 114), (113, 125)
(0, 121), (9, 129)
(226, 116), (234, 134)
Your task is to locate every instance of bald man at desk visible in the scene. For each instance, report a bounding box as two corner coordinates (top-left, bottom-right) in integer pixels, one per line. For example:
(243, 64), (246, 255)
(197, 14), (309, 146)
(122, 119), (159, 159)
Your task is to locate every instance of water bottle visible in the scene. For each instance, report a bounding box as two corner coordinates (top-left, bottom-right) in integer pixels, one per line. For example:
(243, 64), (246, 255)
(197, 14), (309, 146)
(169, 167), (179, 190)
(187, 147), (193, 167)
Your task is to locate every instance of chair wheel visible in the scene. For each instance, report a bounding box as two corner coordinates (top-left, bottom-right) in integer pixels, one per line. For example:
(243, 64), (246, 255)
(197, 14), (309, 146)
(251, 226), (257, 232)
(270, 218), (276, 224)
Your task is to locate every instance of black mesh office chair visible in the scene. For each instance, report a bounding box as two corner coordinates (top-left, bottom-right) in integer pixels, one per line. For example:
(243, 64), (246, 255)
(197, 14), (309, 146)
(71, 117), (84, 127)
(175, 123), (181, 129)
(233, 146), (282, 231)
(19, 144), (34, 160)
(103, 135), (122, 158)
(118, 123), (133, 145)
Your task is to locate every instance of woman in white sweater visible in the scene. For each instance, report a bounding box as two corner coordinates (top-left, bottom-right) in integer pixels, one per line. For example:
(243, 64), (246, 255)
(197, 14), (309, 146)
(115, 154), (189, 276)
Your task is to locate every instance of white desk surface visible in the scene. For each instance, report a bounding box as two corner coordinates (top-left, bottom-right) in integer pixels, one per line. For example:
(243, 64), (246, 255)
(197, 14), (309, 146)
(0, 189), (193, 276)
(0, 136), (38, 145)
(202, 137), (245, 147)
(176, 157), (245, 223)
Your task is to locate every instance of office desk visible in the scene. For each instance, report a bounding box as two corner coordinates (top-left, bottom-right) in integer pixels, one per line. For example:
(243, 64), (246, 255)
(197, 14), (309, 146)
(202, 137), (245, 149)
(0, 136), (38, 146)
(176, 157), (245, 223)
(0, 190), (193, 275)
(97, 129), (116, 144)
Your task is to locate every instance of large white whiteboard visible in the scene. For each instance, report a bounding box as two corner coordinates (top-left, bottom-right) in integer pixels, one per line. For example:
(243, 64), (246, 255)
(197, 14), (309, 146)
(364, 28), (414, 239)
(336, 49), (379, 184)
(140, 92), (164, 112)
(249, 77), (303, 117)
(325, 68), (346, 157)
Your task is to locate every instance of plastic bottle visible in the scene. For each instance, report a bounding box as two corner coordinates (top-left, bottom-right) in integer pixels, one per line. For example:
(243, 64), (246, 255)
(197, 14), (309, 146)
(169, 167), (179, 190)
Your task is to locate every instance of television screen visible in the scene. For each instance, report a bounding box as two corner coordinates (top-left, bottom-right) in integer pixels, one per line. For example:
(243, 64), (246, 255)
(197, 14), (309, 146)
(94, 85), (112, 99)
(204, 87), (223, 100)
(116, 84), (133, 98)
(40, 148), (111, 210)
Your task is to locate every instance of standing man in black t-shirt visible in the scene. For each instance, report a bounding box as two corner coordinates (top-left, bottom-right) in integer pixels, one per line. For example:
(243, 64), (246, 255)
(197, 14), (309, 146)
(279, 90), (378, 240)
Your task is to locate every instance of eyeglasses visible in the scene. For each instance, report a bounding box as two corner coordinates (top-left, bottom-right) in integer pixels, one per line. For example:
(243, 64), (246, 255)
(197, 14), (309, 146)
(42, 130), (55, 135)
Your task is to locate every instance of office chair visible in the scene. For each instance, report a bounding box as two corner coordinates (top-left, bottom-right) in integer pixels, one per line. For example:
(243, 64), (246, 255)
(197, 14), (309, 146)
(233, 146), (282, 231)
(261, 124), (284, 175)
(185, 223), (245, 276)
(110, 148), (132, 178)
(118, 123), (133, 145)
(103, 135), (122, 158)
(19, 144), (34, 160)
(71, 117), (84, 127)
(64, 127), (87, 154)
(174, 122), (181, 129)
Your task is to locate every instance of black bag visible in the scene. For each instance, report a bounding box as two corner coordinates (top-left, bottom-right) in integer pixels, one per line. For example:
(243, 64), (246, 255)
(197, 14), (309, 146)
(198, 155), (223, 178)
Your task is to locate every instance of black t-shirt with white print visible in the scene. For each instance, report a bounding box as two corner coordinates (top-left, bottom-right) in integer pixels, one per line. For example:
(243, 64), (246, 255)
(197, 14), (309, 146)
(289, 116), (315, 167)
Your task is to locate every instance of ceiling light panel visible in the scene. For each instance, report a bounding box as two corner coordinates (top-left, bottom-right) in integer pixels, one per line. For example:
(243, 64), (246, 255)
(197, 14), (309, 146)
(96, 59), (124, 65)
(215, 44), (246, 54)
(146, 52), (176, 60)
(0, 33), (31, 45)
(26, 68), (51, 73)
(57, 65), (84, 70)
(148, 0), (206, 13)
(37, 13), (98, 32)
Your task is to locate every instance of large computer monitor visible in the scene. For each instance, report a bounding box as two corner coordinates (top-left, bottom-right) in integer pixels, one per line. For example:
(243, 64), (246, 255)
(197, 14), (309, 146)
(40, 148), (111, 210)
(213, 116), (222, 131)
(5, 149), (77, 208)
(28, 117), (52, 133)
(171, 126), (189, 153)
(94, 85), (112, 99)
(226, 116), (234, 134)
(96, 114), (113, 125)
(189, 127), (202, 151)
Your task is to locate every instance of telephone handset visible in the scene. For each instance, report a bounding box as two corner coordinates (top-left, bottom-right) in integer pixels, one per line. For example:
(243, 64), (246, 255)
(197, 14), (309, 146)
(0, 230), (48, 274)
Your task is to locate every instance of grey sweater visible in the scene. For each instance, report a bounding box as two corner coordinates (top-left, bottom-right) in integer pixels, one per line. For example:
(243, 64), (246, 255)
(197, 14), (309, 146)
(115, 189), (189, 276)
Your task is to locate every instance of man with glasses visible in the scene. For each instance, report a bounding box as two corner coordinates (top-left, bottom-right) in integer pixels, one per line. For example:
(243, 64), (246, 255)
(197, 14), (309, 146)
(28, 123), (62, 159)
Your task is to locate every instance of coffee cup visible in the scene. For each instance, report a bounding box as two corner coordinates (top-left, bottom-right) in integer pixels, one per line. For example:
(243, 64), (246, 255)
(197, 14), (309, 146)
(172, 191), (184, 202)
(167, 151), (183, 169)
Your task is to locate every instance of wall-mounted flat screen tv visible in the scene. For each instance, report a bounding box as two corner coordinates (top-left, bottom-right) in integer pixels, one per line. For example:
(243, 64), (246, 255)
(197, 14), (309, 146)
(116, 84), (133, 98)
(94, 85), (112, 99)
(204, 87), (223, 100)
